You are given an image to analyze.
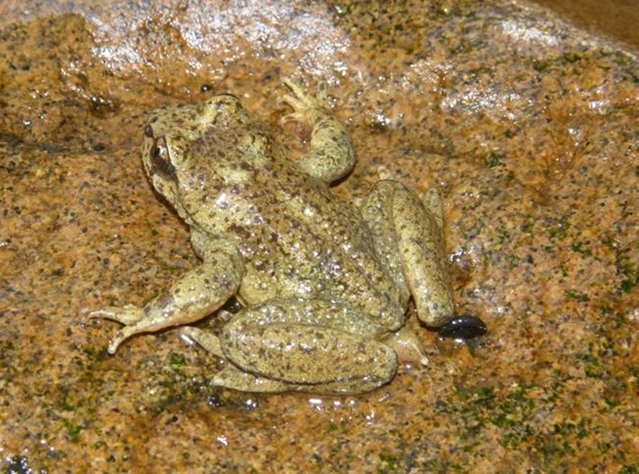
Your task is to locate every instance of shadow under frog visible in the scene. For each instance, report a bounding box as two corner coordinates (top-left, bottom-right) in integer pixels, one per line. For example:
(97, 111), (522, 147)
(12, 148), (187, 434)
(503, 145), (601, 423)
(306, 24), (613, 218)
(89, 79), (455, 395)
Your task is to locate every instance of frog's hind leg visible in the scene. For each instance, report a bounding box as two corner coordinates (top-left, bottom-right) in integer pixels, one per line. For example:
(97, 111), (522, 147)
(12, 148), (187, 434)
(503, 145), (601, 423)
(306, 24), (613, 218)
(360, 180), (454, 327)
(201, 299), (398, 394)
(179, 327), (292, 392)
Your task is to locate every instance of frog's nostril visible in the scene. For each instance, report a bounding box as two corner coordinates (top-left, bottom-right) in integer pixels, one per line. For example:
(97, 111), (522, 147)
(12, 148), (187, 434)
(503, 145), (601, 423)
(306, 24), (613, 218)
(144, 124), (154, 138)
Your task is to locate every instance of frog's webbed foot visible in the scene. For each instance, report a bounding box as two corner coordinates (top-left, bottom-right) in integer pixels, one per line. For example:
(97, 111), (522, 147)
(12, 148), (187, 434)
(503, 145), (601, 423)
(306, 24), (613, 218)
(279, 77), (330, 125)
(87, 305), (146, 354)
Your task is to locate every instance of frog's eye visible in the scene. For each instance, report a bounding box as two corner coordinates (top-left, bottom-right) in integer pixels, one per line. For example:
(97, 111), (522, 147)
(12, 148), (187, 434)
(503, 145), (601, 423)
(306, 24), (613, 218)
(149, 136), (176, 179)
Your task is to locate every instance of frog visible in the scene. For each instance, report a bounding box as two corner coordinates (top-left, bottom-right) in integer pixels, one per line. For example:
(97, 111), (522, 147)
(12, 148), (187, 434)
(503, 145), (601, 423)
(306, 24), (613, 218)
(88, 78), (455, 394)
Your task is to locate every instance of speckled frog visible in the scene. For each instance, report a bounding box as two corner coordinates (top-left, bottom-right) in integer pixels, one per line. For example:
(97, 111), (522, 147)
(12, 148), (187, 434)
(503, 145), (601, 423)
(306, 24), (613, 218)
(89, 79), (455, 394)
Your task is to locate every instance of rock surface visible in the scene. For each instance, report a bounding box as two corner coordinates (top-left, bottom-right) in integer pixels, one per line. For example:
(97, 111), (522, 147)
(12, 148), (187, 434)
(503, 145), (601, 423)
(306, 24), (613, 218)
(1, 0), (638, 472)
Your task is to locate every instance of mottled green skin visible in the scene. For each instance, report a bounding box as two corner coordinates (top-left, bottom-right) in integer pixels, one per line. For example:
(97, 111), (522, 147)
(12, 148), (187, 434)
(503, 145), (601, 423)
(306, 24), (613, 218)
(89, 79), (454, 394)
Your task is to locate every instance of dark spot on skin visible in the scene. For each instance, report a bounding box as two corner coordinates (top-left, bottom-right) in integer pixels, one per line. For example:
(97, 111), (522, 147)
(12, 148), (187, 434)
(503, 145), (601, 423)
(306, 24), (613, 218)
(147, 293), (175, 314)
(438, 314), (488, 340)
(228, 224), (249, 238)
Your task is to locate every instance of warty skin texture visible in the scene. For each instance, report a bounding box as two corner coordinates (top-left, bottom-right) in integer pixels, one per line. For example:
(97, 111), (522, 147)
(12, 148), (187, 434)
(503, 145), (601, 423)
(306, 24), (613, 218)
(89, 79), (454, 394)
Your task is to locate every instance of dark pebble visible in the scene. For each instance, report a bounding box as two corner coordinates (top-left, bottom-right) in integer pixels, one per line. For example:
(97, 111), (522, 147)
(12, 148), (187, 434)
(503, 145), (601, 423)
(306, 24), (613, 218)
(439, 314), (487, 340)
(6, 456), (31, 474)
(208, 394), (225, 408)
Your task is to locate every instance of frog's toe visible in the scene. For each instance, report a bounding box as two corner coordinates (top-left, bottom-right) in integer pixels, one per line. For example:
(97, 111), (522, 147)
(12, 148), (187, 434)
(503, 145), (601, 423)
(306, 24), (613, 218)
(179, 327), (224, 358)
(282, 77), (329, 111)
(279, 97), (321, 126)
(107, 336), (123, 355)
(106, 326), (141, 354)
(280, 110), (304, 126)
(382, 328), (429, 367)
(103, 337), (121, 354)
(87, 306), (147, 354)
(87, 305), (144, 325)
(278, 91), (308, 125)
(282, 77), (309, 100)
(278, 93), (304, 112)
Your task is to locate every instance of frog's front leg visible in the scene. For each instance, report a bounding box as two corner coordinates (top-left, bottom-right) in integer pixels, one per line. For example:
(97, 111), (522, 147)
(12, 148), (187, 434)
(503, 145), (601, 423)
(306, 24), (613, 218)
(361, 180), (455, 327)
(280, 78), (355, 183)
(88, 236), (243, 354)
(184, 298), (397, 394)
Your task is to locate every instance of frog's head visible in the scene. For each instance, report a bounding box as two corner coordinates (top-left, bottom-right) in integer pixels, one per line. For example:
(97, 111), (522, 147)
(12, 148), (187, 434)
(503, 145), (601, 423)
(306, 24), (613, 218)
(141, 94), (250, 213)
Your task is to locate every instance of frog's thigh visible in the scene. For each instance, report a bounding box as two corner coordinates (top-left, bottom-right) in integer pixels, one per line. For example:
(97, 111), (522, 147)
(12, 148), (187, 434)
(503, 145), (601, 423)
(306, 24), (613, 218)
(182, 326), (394, 394)
(362, 180), (454, 327)
(220, 300), (397, 391)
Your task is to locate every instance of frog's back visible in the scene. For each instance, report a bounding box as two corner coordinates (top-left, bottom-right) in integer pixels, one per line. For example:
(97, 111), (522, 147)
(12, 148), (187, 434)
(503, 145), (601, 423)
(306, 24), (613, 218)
(231, 158), (407, 329)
